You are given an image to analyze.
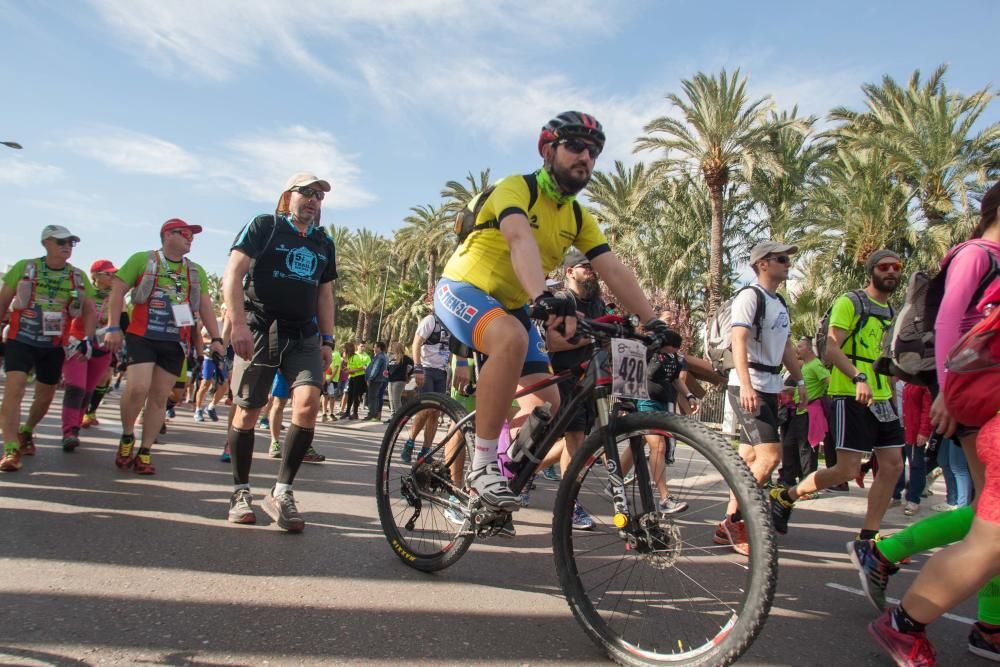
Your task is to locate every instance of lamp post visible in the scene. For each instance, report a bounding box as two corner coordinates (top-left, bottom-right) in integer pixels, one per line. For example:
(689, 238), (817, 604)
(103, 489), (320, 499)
(2, 141), (23, 150)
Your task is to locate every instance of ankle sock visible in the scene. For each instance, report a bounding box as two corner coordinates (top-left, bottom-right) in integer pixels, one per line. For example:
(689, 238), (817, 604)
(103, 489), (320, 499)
(779, 489), (793, 504)
(274, 482), (292, 496)
(471, 436), (499, 471)
(859, 529), (879, 540)
(891, 605), (926, 635)
(18, 425), (32, 434)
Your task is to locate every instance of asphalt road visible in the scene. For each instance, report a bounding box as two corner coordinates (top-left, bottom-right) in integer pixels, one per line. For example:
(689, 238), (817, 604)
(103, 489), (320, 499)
(0, 388), (982, 666)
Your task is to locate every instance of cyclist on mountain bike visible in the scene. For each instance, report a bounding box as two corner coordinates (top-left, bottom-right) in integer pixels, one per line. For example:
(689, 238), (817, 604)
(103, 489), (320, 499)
(434, 111), (671, 509)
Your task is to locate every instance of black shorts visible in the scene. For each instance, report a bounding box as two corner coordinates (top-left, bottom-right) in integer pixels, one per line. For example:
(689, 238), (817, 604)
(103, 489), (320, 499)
(230, 331), (323, 410)
(727, 386), (781, 445)
(126, 333), (185, 377)
(3, 339), (65, 385)
(830, 397), (904, 453)
(556, 376), (596, 435)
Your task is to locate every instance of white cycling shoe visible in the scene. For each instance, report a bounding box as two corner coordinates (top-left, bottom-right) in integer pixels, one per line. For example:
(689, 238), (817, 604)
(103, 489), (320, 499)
(467, 463), (520, 510)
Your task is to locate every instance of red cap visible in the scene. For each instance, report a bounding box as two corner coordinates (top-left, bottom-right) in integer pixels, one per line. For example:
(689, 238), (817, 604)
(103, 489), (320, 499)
(160, 218), (203, 236)
(90, 259), (117, 274)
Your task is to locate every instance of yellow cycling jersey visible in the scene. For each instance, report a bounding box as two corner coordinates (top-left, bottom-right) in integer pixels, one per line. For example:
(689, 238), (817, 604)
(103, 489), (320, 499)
(442, 174), (609, 309)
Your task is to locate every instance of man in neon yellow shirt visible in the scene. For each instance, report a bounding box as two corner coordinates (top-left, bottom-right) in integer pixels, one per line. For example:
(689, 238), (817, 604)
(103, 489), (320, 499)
(771, 250), (905, 539)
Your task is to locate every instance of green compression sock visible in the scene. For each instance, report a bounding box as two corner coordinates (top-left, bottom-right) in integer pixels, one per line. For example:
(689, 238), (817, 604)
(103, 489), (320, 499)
(979, 577), (1000, 625)
(876, 505), (975, 562)
(18, 424), (32, 434)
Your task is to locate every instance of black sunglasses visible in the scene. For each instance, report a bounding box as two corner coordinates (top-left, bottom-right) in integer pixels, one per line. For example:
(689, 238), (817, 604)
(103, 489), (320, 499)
(766, 254), (791, 265)
(559, 138), (602, 159)
(54, 238), (78, 247)
(292, 186), (325, 201)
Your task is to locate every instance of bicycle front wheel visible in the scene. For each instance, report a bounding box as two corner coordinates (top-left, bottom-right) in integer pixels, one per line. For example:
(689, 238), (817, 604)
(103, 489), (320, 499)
(375, 392), (475, 572)
(553, 412), (777, 666)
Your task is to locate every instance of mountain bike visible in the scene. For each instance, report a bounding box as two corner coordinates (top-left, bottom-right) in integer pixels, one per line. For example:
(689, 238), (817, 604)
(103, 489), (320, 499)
(375, 314), (777, 666)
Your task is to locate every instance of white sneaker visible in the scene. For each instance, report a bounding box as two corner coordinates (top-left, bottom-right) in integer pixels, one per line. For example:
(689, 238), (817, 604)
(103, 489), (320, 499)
(467, 463), (519, 510)
(932, 502), (958, 512)
(659, 495), (689, 515)
(903, 501), (919, 516)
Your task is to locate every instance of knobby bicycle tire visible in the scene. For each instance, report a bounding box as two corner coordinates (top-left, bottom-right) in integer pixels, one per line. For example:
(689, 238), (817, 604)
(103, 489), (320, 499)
(552, 412), (777, 666)
(375, 392), (476, 572)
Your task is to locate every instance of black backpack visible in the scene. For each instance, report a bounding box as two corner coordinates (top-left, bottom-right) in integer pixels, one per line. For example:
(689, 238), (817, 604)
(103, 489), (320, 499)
(454, 172), (583, 243)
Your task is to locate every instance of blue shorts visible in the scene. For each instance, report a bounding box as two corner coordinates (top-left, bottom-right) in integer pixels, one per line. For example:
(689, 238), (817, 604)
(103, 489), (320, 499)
(636, 399), (670, 413)
(434, 278), (550, 377)
(271, 372), (290, 400)
(201, 357), (229, 382)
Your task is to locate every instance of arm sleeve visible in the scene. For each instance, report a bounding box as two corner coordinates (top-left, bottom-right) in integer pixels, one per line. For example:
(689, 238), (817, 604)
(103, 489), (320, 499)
(231, 216), (273, 259)
(574, 208), (610, 260)
(1, 260), (26, 290)
(729, 288), (759, 329)
(935, 246), (995, 386)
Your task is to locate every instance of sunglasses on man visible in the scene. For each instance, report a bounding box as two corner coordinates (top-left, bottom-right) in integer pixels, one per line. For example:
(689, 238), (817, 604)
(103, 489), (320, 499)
(558, 138), (602, 159)
(876, 261), (903, 272)
(766, 254), (791, 265)
(169, 229), (194, 240)
(53, 238), (78, 247)
(292, 186), (325, 201)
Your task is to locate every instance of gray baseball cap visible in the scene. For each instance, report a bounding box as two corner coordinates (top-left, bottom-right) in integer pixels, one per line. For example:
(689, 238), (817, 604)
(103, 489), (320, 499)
(40, 225), (80, 243)
(749, 240), (798, 264)
(563, 248), (589, 268)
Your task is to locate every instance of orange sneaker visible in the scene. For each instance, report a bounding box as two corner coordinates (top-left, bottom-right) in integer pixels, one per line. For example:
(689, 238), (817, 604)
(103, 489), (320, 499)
(0, 443), (22, 472)
(115, 435), (136, 468)
(132, 451), (156, 475)
(17, 430), (36, 456)
(713, 516), (750, 557)
(81, 412), (99, 428)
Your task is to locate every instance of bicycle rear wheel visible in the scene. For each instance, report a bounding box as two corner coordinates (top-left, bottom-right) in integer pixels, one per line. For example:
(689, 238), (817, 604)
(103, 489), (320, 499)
(553, 412), (777, 666)
(375, 392), (476, 572)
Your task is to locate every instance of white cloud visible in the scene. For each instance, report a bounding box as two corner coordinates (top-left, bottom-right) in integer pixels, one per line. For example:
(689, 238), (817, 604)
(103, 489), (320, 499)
(0, 157), (64, 186)
(208, 125), (376, 208)
(64, 127), (200, 176)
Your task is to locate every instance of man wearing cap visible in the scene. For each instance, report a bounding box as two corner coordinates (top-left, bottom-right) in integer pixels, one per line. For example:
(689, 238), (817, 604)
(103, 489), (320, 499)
(717, 240), (806, 555)
(104, 218), (224, 475)
(770, 249), (905, 541)
(0, 225), (97, 472)
(222, 172), (337, 532)
(59, 259), (119, 451)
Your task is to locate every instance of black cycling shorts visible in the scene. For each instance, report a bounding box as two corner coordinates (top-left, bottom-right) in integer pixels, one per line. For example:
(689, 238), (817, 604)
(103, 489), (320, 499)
(3, 339), (65, 385)
(126, 333), (185, 377)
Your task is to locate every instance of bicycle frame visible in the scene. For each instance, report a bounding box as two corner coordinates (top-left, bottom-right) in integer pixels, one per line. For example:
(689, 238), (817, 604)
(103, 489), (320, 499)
(415, 320), (661, 528)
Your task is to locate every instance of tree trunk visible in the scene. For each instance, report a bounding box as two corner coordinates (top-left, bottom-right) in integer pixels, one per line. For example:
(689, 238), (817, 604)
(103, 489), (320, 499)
(707, 182), (725, 319)
(426, 250), (438, 297)
(355, 313), (365, 342)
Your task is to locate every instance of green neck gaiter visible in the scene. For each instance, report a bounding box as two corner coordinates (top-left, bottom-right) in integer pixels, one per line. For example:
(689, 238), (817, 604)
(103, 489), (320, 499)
(536, 167), (575, 206)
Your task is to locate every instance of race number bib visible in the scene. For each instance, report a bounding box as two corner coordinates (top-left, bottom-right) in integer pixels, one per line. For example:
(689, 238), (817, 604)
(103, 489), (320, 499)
(172, 302), (195, 327)
(611, 338), (649, 400)
(870, 400), (898, 423)
(42, 311), (64, 336)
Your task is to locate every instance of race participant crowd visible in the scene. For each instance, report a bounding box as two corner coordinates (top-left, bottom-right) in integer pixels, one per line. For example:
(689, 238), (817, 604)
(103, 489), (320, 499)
(1, 110), (998, 667)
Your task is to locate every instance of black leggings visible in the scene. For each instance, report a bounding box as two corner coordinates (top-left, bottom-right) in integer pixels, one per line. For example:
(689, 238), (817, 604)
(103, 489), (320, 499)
(346, 375), (367, 416)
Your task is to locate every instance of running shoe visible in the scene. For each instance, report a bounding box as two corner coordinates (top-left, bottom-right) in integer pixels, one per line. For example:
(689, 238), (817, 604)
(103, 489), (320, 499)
(713, 516), (750, 557)
(115, 434), (136, 468)
(400, 438), (416, 463)
(903, 501), (919, 516)
(444, 495), (465, 526)
(17, 430), (36, 456)
(263, 488), (305, 532)
(658, 495), (689, 514)
(268, 441), (281, 459)
(81, 412), (98, 428)
(868, 610), (937, 667)
(571, 501), (594, 530)
(969, 622), (1000, 661)
(768, 487), (794, 534)
(166, 405), (176, 418)
(194, 408), (205, 422)
(259, 417), (270, 429)
(132, 451), (156, 475)
(468, 463), (520, 510)
(159, 422), (167, 435)
(827, 482), (850, 493)
(541, 465), (561, 482)
(855, 471), (866, 488)
(219, 443), (231, 463)
(931, 502), (957, 512)
(417, 446), (431, 461)
(228, 488), (256, 524)
(497, 512), (516, 538)
(0, 443), (22, 472)
(847, 539), (899, 611)
(206, 407), (219, 422)
(62, 431), (80, 452)
(322, 413), (330, 423)
(303, 446), (326, 463)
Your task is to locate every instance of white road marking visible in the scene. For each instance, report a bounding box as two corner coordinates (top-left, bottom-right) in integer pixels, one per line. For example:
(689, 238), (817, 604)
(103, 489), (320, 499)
(826, 583), (976, 625)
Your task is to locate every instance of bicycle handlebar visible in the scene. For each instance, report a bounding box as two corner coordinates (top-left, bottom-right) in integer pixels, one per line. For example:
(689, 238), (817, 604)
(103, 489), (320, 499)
(528, 306), (664, 348)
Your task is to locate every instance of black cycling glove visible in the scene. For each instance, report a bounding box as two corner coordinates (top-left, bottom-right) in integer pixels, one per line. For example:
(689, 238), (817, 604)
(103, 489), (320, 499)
(531, 291), (576, 320)
(644, 318), (678, 347)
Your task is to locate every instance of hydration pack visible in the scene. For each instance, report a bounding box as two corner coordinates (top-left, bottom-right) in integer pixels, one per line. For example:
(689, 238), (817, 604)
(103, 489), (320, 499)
(704, 285), (786, 374)
(12, 259), (85, 318)
(131, 251), (201, 308)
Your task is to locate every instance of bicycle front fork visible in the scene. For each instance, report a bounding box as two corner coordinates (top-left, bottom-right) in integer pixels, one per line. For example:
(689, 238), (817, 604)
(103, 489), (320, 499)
(597, 389), (658, 531)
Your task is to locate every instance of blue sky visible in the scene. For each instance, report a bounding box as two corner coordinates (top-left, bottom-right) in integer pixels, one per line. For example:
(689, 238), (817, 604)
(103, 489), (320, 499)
(1, 0), (997, 277)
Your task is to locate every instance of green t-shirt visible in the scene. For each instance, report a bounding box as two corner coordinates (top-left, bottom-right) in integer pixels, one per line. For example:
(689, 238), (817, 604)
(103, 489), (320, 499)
(827, 293), (893, 400)
(3, 258), (95, 346)
(116, 251), (209, 307)
(801, 358), (830, 403)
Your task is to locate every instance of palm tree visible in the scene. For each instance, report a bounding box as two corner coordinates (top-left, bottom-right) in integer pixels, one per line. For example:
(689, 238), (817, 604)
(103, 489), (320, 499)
(441, 170), (493, 218)
(585, 161), (658, 266)
(396, 204), (453, 295)
(340, 275), (384, 342)
(636, 68), (805, 317)
(204, 272), (224, 313)
(829, 65), (1000, 226)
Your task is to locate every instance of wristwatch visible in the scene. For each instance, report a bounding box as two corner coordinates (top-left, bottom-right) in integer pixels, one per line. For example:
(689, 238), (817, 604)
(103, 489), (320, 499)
(211, 337), (224, 345)
(851, 372), (868, 384)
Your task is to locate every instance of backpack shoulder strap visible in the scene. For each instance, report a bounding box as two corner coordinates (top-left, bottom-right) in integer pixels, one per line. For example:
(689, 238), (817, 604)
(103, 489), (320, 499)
(572, 200), (583, 237)
(523, 172), (539, 211)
